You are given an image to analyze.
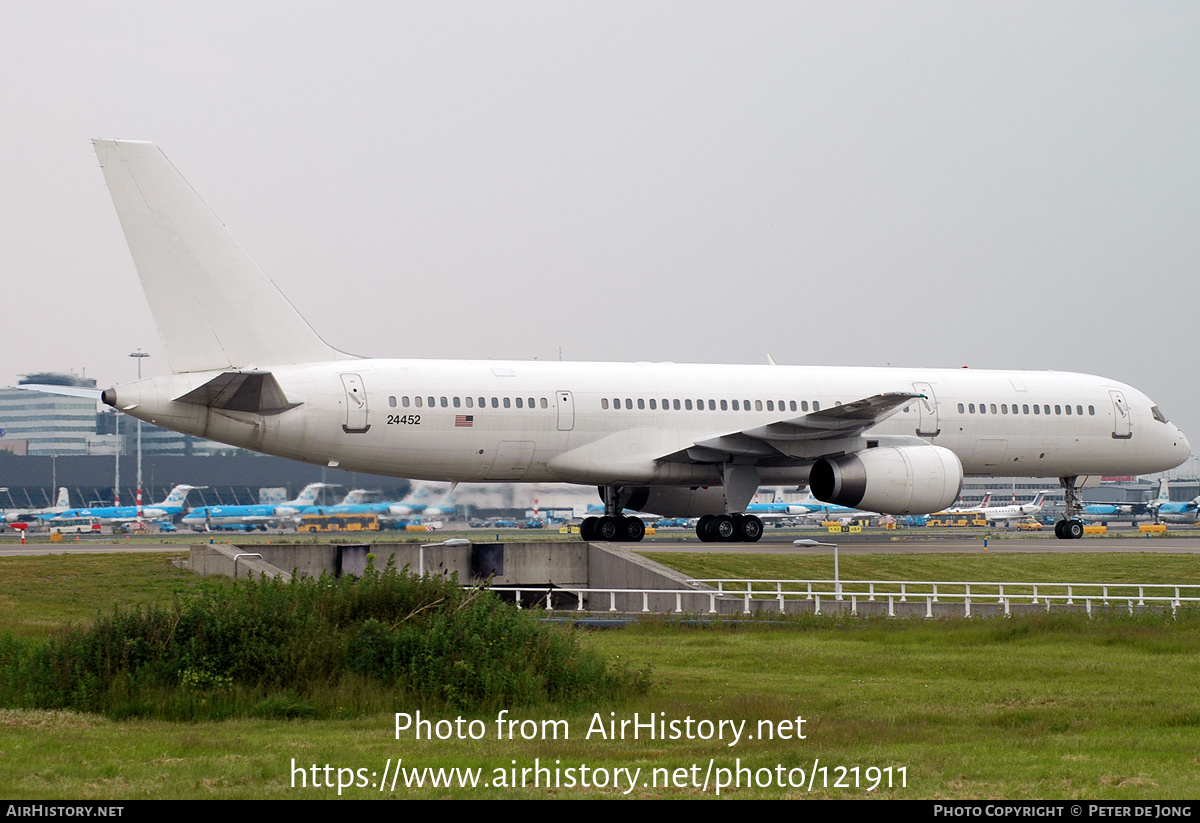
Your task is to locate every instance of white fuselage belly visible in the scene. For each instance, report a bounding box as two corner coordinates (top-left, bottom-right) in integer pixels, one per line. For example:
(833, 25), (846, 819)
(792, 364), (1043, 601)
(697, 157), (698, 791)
(114, 360), (1188, 487)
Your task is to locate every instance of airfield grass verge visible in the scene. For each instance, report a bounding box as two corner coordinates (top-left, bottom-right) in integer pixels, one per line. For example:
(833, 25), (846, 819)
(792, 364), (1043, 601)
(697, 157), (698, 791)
(2, 552), (1200, 797)
(0, 557), (647, 722)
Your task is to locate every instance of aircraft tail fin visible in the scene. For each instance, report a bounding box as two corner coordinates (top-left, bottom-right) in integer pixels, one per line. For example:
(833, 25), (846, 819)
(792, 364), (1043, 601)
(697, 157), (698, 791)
(92, 140), (347, 374)
(290, 483), (333, 506)
(1157, 478), (1171, 502)
(56, 487), (69, 509)
(158, 484), (202, 506)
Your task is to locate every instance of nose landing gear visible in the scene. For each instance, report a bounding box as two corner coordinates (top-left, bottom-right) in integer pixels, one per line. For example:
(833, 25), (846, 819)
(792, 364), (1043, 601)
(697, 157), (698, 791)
(1056, 476), (1086, 540)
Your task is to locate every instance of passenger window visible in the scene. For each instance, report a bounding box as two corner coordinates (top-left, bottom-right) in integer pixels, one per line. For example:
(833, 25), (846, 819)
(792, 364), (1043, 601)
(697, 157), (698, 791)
(465, 397), (473, 408)
(990, 404), (997, 414)
(427, 396), (435, 408)
(453, 397), (461, 408)
(673, 399), (681, 410)
(1088, 405), (1095, 415)
(401, 396), (410, 408)
(1054, 405), (1061, 415)
(388, 396), (397, 408)
(415, 396), (423, 408)
(732, 400), (740, 411)
(626, 398), (633, 410)
(503, 397), (511, 408)
(1001, 404), (1008, 414)
(790, 401), (797, 412)
(1076, 405), (1083, 416)
(1023, 404), (1029, 414)
(440, 397), (448, 408)
(685, 399), (693, 410)
(540, 398), (548, 409)
(601, 398), (609, 409)
(755, 400), (763, 411)
(649, 399), (657, 410)
(720, 399), (728, 411)
(491, 397), (499, 408)
(708, 399), (715, 410)
(1033, 405), (1040, 414)
(801, 401), (809, 412)
(528, 398), (535, 408)
(958, 403), (965, 413)
(969, 404), (975, 413)
(767, 401), (775, 411)
(637, 399), (645, 410)
(979, 404), (986, 415)
(813, 401), (820, 411)
(516, 397), (523, 409)
(1065, 404), (1072, 415)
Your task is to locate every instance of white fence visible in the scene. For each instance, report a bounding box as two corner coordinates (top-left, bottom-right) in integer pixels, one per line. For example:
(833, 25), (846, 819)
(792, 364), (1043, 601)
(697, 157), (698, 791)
(489, 579), (1200, 618)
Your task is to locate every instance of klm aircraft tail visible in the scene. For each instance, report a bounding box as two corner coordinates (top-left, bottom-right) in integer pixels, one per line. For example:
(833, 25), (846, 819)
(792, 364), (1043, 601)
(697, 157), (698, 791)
(290, 483), (333, 506)
(156, 485), (201, 507)
(93, 140), (347, 374)
(55, 487), (69, 509)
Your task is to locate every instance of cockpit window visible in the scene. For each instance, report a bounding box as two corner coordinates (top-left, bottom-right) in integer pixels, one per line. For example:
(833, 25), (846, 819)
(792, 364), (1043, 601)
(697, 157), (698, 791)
(1151, 406), (1169, 424)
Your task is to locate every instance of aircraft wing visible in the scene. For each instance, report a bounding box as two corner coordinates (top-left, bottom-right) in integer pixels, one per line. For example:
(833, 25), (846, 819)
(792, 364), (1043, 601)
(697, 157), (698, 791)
(659, 391), (921, 465)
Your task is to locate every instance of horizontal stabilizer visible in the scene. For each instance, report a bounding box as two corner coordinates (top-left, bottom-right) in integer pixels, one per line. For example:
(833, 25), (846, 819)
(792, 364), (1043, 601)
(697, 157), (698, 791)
(12, 384), (104, 400)
(174, 371), (296, 413)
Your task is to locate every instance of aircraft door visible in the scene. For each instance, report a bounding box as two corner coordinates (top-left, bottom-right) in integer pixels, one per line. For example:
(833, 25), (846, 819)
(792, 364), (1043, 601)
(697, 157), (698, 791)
(1109, 390), (1132, 439)
(556, 390), (575, 431)
(912, 382), (940, 437)
(341, 373), (370, 433)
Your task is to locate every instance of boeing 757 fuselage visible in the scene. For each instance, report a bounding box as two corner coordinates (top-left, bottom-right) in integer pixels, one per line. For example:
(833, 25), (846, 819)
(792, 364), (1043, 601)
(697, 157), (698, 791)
(81, 140), (1190, 543)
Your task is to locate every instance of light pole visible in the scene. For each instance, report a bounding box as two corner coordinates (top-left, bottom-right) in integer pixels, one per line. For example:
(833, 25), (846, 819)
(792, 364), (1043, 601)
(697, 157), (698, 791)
(130, 350), (150, 521)
(793, 538), (842, 600)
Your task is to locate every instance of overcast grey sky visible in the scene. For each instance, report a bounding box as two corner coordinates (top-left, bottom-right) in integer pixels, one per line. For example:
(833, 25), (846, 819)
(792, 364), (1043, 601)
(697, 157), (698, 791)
(2, 2), (1197, 462)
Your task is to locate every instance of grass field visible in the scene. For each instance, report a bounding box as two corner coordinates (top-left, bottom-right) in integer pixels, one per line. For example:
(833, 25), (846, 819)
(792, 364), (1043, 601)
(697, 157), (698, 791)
(1, 551), (1199, 798)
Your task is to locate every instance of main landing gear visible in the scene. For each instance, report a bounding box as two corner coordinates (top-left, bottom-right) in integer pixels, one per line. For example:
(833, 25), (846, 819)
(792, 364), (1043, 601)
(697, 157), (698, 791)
(580, 486), (649, 543)
(1055, 475), (1085, 540)
(580, 515), (646, 542)
(696, 513), (764, 543)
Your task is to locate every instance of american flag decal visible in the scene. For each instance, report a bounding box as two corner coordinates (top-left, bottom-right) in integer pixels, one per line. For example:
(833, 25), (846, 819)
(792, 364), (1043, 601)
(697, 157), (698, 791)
(455, 415), (474, 428)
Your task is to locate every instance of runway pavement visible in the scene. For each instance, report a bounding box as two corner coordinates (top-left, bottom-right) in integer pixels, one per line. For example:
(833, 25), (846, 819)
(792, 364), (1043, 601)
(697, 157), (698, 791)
(639, 534), (1200, 554)
(4, 532), (1200, 557)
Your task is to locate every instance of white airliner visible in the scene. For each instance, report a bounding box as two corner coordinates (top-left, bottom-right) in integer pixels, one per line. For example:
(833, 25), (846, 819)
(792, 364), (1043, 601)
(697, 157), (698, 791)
(54, 140), (1191, 544)
(973, 491), (1050, 523)
(3, 488), (71, 523)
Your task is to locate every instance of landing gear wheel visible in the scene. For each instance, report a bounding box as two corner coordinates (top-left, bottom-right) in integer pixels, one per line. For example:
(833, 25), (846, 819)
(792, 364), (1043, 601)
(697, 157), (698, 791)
(714, 514), (736, 542)
(1065, 519), (1084, 540)
(597, 516), (620, 541)
(696, 515), (716, 542)
(581, 517), (598, 541)
(622, 516), (646, 542)
(1054, 520), (1066, 539)
(739, 514), (764, 543)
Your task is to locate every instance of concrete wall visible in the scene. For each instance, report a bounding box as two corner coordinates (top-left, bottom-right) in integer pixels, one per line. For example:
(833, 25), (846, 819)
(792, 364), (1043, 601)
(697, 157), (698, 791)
(188, 539), (1142, 619)
(189, 543), (296, 582)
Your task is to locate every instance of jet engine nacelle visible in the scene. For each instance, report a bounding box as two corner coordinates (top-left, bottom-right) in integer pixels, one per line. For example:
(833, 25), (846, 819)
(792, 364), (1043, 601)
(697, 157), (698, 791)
(810, 445), (963, 515)
(619, 486), (729, 519)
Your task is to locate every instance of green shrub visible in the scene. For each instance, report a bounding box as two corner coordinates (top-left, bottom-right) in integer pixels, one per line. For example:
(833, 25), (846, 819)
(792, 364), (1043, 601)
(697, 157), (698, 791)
(0, 561), (647, 720)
